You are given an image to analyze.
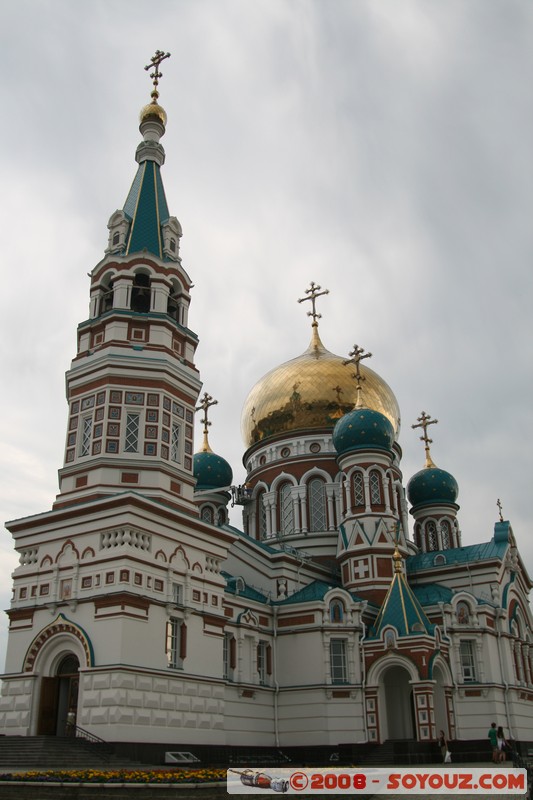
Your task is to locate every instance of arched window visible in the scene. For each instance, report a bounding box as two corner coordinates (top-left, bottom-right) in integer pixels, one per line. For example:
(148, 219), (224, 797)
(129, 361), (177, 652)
(131, 273), (151, 313)
(440, 520), (451, 549)
(201, 506), (214, 524)
(353, 472), (364, 507)
(369, 471), (381, 505)
(308, 478), (327, 531)
(280, 483), (293, 536)
(330, 600), (344, 623)
(257, 491), (267, 539)
(217, 508), (226, 526)
(427, 521), (438, 551)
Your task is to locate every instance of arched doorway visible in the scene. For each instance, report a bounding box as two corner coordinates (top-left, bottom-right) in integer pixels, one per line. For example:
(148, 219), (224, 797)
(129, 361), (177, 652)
(382, 664), (415, 739)
(37, 653), (80, 736)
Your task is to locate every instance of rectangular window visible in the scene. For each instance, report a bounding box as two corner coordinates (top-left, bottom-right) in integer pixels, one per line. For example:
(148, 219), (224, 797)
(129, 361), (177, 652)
(223, 633), (236, 680)
(459, 640), (477, 682)
(80, 417), (92, 456)
(171, 421), (181, 462)
(330, 639), (348, 684)
(167, 618), (186, 669)
(172, 583), (183, 605)
(125, 413), (140, 453)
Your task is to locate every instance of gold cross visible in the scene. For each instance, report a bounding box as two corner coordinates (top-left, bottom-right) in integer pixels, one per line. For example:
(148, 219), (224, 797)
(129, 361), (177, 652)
(497, 498), (504, 522)
(343, 345), (372, 408)
(195, 392), (218, 437)
(412, 411), (438, 468)
(144, 50), (171, 102)
(298, 282), (329, 327)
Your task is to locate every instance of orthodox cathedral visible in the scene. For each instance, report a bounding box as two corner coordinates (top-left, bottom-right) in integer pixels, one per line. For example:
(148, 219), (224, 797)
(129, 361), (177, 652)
(1, 54), (532, 758)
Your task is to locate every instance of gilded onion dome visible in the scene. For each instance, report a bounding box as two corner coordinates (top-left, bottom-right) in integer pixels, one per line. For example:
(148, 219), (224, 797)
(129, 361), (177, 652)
(241, 326), (401, 447)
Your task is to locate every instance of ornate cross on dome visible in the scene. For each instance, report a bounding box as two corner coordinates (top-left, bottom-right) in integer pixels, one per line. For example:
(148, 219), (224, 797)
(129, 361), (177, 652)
(195, 392), (218, 452)
(343, 344), (372, 408)
(298, 282), (329, 328)
(412, 411), (438, 468)
(144, 50), (171, 102)
(497, 498), (504, 522)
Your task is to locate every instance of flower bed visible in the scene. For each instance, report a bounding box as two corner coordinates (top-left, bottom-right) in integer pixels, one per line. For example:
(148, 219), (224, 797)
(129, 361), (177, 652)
(0, 767), (227, 784)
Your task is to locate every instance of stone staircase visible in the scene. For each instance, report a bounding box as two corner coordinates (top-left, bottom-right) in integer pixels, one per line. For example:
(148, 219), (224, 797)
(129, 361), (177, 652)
(0, 735), (132, 769)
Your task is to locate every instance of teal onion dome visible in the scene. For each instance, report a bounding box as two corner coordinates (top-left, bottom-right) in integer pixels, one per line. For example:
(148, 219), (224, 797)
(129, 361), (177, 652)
(332, 407), (395, 456)
(193, 450), (233, 492)
(407, 467), (459, 508)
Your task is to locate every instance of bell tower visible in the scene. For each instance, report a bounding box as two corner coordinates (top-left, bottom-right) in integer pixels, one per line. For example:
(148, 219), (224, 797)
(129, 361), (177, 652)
(55, 51), (202, 514)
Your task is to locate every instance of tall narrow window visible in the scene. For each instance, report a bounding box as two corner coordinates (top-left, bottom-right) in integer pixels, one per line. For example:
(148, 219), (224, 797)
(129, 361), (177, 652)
(459, 640), (476, 682)
(223, 634), (236, 680)
(80, 417), (92, 456)
(330, 639), (348, 684)
(427, 521), (438, 551)
(257, 641), (271, 685)
(440, 520), (451, 549)
(125, 413), (140, 453)
(171, 422), (180, 462)
(369, 471), (381, 504)
(167, 618), (186, 669)
(308, 478), (327, 531)
(257, 491), (267, 539)
(353, 472), (364, 507)
(280, 484), (293, 536)
(201, 506), (214, 524)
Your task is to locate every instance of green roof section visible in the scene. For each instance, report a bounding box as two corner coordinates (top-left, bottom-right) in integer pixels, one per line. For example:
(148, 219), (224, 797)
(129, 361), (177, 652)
(221, 571), (269, 604)
(406, 536), (509, 574)
(370, 557), (433, 639)
(411, 583), (454, 606)
(123, 160), (170, 259)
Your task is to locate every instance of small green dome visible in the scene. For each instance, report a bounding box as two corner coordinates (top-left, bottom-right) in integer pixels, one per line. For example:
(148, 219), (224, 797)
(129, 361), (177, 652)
(193, 450), (233, 492)
(333, 407), (394, 456)
(407, 467), (459, 508)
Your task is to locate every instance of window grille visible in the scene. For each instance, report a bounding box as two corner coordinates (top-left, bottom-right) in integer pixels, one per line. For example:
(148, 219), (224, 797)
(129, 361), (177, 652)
(171, 422), (180, 462)
(440, 520), (451, 549)
(369, 471), (381, 504)
(353, 473), (364, 506)
(280, 484), (293, 536)
(258, 493), (267, 538)
(427, 521), (438, 551)
(309, 478), (327, 531)
(80, 417), (92, 456)
(125, 413), (140, 453)
(201, 506), (214, 524)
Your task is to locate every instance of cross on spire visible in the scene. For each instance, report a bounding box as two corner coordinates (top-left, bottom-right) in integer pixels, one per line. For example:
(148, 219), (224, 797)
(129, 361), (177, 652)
(497, 498), (504, 522)
(412, 411), (438, 468)
(144, 50), (171, 103)
(297, 282), (329, 328)
(195, 392), (218, 451)
(343, 344), (372, 408)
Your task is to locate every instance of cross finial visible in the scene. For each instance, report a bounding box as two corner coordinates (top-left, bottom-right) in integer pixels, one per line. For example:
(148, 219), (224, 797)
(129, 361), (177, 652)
(144, 50), (171, 103)
(412, 411), (438, 468)
(343, 344), (372, 408)
(297, 282), (329, 328)
(195, 392), (218, 451)
(497, 498), (504, 523)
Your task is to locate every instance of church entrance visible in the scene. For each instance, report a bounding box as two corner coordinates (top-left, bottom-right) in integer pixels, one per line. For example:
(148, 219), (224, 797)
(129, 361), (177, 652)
(37, 654), (79, 736)
(382, 664), (415, 739)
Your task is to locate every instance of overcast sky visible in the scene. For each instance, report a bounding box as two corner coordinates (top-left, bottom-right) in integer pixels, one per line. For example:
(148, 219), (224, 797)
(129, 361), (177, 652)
(0, 0), (532, 671)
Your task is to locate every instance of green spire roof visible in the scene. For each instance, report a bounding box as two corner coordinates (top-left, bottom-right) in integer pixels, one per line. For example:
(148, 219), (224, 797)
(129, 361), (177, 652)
(371, 551), (433, 638)
(123, 160), (170, 259)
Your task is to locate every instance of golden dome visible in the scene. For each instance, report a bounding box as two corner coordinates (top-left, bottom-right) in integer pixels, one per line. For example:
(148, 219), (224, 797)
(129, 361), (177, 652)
(241, 327), (401, 448)
(139, 101), (167, 127)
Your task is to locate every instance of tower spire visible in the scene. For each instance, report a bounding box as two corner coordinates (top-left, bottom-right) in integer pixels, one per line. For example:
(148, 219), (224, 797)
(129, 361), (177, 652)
(343, 345), (372, 408)
(412, 411), (438, 468)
